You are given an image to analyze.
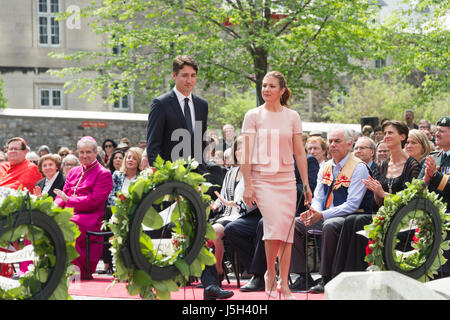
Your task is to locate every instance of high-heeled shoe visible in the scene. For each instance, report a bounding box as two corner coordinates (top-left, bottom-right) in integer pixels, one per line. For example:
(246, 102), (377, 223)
(277, 283), (296, 300)
(264, 272), (277, 299)
(98, 264), (114, 275)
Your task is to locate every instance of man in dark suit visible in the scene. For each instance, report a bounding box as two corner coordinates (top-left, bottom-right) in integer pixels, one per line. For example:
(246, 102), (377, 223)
(146, 55), (208, 167)
(421, 116), (450, 277)
(225, 155), (319, 292)
(146, 55), (232, 300)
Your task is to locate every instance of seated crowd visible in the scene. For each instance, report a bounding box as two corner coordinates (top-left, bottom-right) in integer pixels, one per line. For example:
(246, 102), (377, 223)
(0, 112), (448, 299)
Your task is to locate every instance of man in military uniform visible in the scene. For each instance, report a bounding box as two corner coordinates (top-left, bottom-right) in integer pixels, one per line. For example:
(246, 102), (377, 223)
(421, 116), (450, 277)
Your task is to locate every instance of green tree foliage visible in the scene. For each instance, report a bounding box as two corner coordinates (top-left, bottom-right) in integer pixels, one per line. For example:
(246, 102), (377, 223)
(0, 79), (7, 109)
(50, 0), (385, 110)
(323, 74), (450, 124)
(372, 0), (449, 104)
(207, 87), (257, 130)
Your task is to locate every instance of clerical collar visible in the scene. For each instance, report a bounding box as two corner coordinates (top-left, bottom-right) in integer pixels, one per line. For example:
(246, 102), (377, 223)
(73, 160), (99, 196)
(82, 159), (99, 172)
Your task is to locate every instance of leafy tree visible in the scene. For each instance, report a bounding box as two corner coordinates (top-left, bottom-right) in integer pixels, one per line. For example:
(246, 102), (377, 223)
(322, 0), (450, 124)
(371, 0), (449, 105)
(207, 87), (257, 130)
(50, 0), (386, 111)
(323, 74), (450, 124)
(0, 79), (7, 109)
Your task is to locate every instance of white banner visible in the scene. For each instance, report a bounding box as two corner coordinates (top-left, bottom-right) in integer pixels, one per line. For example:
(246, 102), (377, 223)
(0, 276), (20, 291)
(151, 239), (175, 256)
(0, 245), (36, 264)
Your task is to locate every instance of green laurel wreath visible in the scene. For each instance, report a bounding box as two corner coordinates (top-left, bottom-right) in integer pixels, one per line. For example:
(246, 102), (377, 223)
(0, 188), (80, 300)
(107, 157), (216, 300)
(365, 179), (450, 282)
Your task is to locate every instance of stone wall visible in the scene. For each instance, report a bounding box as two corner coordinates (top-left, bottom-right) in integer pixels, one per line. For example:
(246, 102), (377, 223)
(0, 109), (148, 153)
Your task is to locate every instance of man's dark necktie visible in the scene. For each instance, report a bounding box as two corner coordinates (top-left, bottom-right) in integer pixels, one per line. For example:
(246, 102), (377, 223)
(184, 97), (193, 135)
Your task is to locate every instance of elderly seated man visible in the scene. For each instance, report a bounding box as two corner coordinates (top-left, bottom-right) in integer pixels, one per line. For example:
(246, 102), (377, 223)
(54, 136), (113, 280)
(0, 137), (42, 191)
(290, 127), (373, 293)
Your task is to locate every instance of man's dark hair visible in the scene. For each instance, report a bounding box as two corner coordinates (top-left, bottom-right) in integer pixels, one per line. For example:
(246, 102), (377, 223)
(7, 137), (27, 150)
(172, 55), (198, 75)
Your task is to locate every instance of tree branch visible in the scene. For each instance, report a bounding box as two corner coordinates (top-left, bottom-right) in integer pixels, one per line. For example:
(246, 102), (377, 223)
(213, 62), (256, 83)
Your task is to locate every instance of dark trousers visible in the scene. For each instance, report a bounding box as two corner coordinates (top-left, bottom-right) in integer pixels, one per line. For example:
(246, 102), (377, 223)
(291, 217), (323, 274)
(201, 265), (219, 287)
(292, 216), (343, 277)
(223, 210), (266, 276)
(102, 206), (113, 265)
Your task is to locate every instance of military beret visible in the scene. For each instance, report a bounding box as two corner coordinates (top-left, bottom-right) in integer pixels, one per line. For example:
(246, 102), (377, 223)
(437, 116), (450, 127)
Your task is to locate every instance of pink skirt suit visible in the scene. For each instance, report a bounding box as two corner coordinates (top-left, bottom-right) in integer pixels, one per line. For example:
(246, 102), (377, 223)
(242, 106), (302, 243)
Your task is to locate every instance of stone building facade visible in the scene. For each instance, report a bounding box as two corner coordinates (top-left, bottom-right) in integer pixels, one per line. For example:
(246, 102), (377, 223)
(0, 0), (121, 112)
(0, 108), (148, 153)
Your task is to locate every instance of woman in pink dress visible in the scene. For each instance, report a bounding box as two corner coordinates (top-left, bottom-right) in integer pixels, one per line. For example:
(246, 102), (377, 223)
(241, 71), (312, 299)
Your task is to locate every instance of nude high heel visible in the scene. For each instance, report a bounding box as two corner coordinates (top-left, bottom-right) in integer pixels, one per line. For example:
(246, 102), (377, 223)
(264, 272), (277, 299)
(277, 282), (296, 300)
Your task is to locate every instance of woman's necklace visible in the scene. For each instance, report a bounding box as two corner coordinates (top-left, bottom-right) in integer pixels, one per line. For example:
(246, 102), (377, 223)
(73, 161), (99, 196)
(387, 177), (394, 194)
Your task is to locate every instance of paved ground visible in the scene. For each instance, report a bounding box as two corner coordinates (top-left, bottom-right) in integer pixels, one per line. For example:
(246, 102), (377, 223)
(70, 261), (322, 300)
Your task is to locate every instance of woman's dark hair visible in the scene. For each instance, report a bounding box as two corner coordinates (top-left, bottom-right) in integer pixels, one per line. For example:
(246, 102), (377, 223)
(108, 149), (125, 174)
(264, 71), (291, 107)
(381, 120), (409, 148)
(102, 139), (117, 151)
(232, 136), (243, 164)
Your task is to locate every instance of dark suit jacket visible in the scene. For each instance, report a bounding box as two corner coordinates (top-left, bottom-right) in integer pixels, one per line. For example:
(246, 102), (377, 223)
(35, 172), (66, 199)
(369, 160), (378, 181)
(146, 90), (208, 166)
(294, 154), (320, 214)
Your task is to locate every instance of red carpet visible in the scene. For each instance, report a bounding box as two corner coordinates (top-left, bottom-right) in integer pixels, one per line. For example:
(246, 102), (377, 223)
(68, 275), (325, 300)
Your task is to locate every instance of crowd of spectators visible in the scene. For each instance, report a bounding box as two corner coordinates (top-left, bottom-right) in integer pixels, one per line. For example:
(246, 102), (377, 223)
(0, 109), (447, 296)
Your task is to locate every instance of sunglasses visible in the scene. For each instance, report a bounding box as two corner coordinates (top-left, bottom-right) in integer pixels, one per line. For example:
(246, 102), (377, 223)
(105, 144), (114, 148)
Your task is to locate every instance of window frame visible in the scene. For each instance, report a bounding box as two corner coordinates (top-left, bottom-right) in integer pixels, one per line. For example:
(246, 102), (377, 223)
(37, 0), (61, 47)
(38, 88), (63, 109)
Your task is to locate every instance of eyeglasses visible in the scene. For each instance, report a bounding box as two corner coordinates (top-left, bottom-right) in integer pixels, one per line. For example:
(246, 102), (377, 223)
(63, 162), (77, 167)
(105, 144), (114, 148)
(354, 146), (371, 151)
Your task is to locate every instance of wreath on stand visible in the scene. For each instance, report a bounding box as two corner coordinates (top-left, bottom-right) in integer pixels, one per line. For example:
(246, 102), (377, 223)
(365, 179), (450, 282)
(0, 187), (79, 300)
(107, 157), (217, 300)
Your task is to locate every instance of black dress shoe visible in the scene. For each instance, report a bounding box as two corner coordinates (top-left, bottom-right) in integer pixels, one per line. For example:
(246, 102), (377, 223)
(239, 275), (265, 292)
(97, 267), (114, 275)
(203, 285), (234, 300)
(289, 274), (315, 292)
(309, 276), (330, 294)
(309, 281), (324, 294)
